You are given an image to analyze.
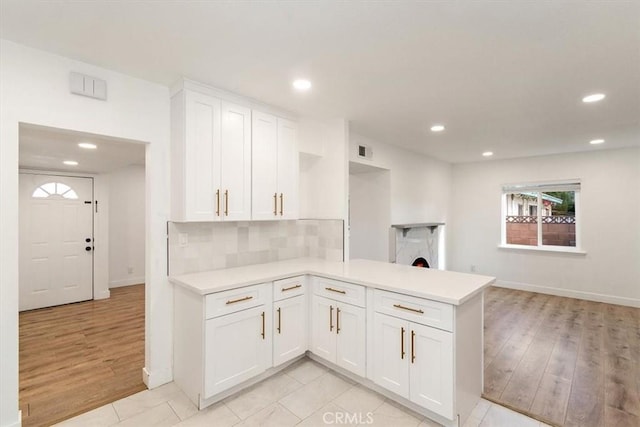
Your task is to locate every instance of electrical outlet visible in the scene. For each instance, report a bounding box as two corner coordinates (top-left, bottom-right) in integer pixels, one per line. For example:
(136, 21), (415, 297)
(179, 233), (188, 247)
(470, 265), (477, 273)
(128, 267), (134, 274)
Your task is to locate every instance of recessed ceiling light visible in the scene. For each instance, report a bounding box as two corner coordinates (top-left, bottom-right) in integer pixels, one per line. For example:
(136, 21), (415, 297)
(63, 160), (78, 166)
(482, 151), (493, 157)
(589, 139), (605, 145)
(78, 142), (97, 149)
(430, 124), (445, 132)
(292, 79), (312, 91)
(582, 93), (605, 103)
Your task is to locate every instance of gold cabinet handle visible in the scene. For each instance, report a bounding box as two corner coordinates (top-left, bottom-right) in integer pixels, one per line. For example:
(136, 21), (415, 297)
(261, 311), (265, 339)
(226, 295), (253, 305)
(277, 307), (282, 334)
(215, 189), (220, 216)
(401, 326), (405, 360)
(281, 284), (301, 292)
(273, 193), (278, 216)
(336, 307), (341, 334)
(325, 287), (346, 295)
(224, 190), (229, 216)
(279, 193), (283, 216)
(411, 330), (416, 363)
(393, 304), (424, 314)
(329, 305), (334, 331)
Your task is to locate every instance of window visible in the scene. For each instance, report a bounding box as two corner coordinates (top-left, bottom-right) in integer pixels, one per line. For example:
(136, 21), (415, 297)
(32, 182), (78, 199)
(502, 181), (580, 251)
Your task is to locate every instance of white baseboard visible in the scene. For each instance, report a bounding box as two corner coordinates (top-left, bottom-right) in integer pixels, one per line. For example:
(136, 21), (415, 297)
(4, 410), (21, 427)
(494, 279), (640, 308)
(94, 289), (111, 300)
(142, 366), (173, 389)
(109, 276), (145, 288)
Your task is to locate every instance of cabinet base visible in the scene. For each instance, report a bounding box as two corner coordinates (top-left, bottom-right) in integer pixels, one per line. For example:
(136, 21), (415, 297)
(306, 352), (465, 427)
(197, 354), (305, 410)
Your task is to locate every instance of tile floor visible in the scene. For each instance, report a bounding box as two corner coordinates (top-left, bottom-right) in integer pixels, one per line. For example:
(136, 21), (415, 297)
(55, 358), (549, 427)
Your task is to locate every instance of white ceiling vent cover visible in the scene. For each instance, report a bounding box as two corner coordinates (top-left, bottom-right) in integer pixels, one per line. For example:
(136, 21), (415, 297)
(70, 72), (107, 100)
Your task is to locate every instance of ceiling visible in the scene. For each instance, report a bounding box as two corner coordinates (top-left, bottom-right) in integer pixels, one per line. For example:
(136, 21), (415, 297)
(2, 1), (639, 163)
(19, 123), (146, 174)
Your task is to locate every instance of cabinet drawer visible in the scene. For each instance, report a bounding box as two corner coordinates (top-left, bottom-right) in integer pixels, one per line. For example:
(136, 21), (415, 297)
(205, 283), (270, 319)
(273, 276), (306, 301)
(312, 276), (365, 307)
(373, 289), (453, 332)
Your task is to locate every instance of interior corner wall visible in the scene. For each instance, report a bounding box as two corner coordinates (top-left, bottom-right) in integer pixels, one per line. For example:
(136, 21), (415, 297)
(349, 133), (452, 226)
(108, 165), (146, 288)
(0, 39), (171, 427)
(449, 147), (640, 306)
(348, 132), (453, 265)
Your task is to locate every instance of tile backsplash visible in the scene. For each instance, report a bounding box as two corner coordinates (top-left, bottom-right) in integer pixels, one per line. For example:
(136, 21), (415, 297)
(169, 219), (344, 275)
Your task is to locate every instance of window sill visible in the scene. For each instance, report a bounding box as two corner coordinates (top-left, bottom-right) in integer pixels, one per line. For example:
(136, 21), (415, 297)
(498, 244), (586, 255)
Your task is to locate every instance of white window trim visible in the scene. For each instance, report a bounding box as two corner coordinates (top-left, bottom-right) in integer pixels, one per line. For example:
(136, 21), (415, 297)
(500, 182), (584, 254)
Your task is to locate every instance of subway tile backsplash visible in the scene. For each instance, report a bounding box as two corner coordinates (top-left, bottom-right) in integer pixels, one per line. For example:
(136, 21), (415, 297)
(169, 219), (344, 275)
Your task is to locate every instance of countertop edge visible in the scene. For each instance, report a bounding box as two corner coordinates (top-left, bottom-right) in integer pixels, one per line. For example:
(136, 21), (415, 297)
(169, 263), (496, 306)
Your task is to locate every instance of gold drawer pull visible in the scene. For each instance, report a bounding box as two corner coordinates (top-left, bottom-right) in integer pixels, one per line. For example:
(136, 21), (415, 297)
(393, 303), (424, 314)
(226, 295), (253, 305)
(325, 287), (346, 294)
(281, 284), (302, 292)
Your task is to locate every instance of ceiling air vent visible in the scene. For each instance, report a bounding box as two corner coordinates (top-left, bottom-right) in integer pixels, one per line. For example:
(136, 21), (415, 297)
(70, 72), (107, 101)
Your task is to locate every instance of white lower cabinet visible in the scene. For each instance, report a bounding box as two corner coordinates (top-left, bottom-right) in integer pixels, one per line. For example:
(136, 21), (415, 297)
(310, 294), (366, 377)
(273, 294), (306, 366)
(373, 313), (453, 417)
(204, 305), (272, 398)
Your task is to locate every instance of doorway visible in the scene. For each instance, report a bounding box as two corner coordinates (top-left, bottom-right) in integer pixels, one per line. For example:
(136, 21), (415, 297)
(348, 161), (391, 262)
(18, 123), (147, 425)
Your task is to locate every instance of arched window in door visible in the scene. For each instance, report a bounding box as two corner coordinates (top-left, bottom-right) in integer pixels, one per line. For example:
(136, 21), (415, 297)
(32, 182), (79, 199)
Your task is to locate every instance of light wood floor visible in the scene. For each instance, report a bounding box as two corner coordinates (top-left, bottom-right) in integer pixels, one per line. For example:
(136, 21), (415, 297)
(19, 284), (146, 427)
(483, 286), (640, 427)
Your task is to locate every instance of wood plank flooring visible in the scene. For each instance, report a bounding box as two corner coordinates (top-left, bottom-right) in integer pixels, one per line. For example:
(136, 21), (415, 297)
(484, 286), (640, 427)
(19, 284), (146, 427)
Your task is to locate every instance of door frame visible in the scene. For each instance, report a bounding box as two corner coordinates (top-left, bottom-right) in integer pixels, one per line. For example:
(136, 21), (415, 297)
(19, 169), (111, 301)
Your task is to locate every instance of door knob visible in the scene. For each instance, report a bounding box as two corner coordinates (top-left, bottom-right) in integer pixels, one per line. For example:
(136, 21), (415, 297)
(85, 246), (92, 252)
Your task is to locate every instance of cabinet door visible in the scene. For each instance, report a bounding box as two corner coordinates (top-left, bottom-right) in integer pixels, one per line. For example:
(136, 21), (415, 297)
(273, 295), (306, 366)
(251, 111), (278, 220)
(204, 306), (269, 398)
(220, 101), (251, 221)
(185, 90), (221, 221)
(372, 313), (409, 399)
(335, 302), (366, 377)
(409, 323), (453, 418)
(310, 295), (336, 363)
(276, 118), (299, 219)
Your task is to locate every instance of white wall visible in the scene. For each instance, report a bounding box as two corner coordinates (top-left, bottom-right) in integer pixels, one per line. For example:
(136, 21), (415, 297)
(349, 132), (453, 265)
(349, 132), (453, 226)
(299, 118), (349, 220)
(349, 168), (391, 262)
(108, 165), (146, 288)
(449, 147), (640, 307)
(0, 40), (171, 427)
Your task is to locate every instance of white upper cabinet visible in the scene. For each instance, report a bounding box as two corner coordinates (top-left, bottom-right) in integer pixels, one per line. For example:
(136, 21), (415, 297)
(220, 101), (252, 221)
(252, 112), (299, 220)
(171, 89), (251, 221)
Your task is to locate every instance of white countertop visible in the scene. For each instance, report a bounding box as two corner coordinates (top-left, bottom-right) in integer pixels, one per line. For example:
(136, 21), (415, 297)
(169, 258), (495, 305)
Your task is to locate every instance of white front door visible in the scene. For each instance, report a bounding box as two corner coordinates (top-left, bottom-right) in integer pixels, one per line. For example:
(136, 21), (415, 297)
(19, 174), (94, 311)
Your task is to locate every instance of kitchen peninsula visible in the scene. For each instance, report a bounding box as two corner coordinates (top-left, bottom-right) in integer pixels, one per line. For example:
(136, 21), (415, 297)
(170, 258), (494, 427)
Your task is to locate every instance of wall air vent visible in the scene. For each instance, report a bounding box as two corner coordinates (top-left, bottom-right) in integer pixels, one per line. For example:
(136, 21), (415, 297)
(70, 72), (107, 101)
(358, 145), (373, 160)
